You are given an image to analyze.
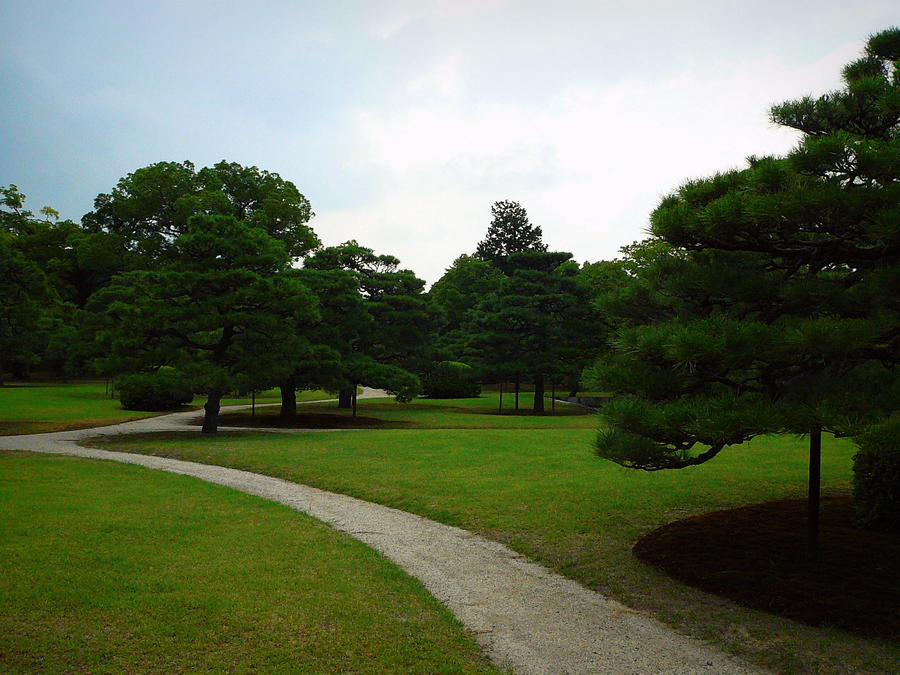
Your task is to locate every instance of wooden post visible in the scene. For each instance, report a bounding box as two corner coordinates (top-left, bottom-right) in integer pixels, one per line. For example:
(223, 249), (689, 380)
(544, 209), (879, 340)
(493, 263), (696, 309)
(808, 426), (822, 563)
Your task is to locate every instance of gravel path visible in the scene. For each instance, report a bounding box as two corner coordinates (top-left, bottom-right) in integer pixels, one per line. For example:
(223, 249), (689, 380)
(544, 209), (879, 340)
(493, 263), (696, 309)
(0, 395), (763, 675)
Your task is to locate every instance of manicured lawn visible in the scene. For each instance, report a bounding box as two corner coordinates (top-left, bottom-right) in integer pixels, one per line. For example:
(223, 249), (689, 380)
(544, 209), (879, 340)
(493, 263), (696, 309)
(97, 394), (900, 674)
(219, 392), (596, 429)
(0, 382), (159, 435)
(0, 382), (334, 435)
(0, 451), (498, 673)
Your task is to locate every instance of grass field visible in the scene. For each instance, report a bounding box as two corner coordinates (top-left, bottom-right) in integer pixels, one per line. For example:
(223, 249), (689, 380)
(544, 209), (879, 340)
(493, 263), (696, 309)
(97, 393), (900, 674)
(0, 451), (498, 673)
(0, 382), (332, 435)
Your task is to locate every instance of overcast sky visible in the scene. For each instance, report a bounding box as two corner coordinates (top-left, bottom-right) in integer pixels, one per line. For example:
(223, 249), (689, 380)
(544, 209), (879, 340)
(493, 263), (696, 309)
(1, 1), (896, 284)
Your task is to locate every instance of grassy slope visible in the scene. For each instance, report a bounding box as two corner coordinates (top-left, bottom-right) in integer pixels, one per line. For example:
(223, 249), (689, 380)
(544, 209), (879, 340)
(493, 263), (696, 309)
(98, 394), (899, 674)
(0, 451), (498, 674)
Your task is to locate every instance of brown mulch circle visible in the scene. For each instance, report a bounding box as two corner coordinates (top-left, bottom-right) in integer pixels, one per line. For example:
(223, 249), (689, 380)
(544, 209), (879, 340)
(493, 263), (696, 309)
(633, 496), (899, 638)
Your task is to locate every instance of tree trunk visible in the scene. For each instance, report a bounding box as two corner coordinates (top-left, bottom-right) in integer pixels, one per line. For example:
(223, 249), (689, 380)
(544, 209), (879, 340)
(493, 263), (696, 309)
(280, 376), (297, 422)
(498, 382), (503, 415)
(352, 385), (358, 417)
(338, 387), (353, 409)
(808, 426), (822, 563)
(551, 381), (555, 415)
(202, 389), (222, 434)
(533, 374), (545, 412)
(515, 379), (520, 411)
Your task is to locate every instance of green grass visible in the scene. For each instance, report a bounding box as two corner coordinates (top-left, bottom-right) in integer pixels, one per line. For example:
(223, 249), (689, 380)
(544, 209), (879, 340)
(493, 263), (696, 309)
(0, 382), (159, 435)
(0, 451), (499, 673)
(0, 382), (335, 435)
(220, 392), (596, 429)
(96, 394), (900, 674)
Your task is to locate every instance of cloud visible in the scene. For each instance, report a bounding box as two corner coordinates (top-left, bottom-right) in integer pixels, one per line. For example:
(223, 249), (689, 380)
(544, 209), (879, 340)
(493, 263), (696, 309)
(321, 40), (862, 285)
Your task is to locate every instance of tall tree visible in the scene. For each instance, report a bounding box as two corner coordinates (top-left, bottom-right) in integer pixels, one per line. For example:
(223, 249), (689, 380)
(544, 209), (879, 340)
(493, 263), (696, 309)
(589, 28), (900, 558)
(475, 200), (547, 265)
(93, 215), (318, 433)
(304, 241), (430, 412)
(470, 251), (601, 411)
(430, 254), (504, 362)
(83, 160), (318, 264)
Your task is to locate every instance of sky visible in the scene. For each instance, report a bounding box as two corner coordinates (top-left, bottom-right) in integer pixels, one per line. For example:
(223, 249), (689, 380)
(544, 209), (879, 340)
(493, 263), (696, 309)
(1, 1), (896, 284)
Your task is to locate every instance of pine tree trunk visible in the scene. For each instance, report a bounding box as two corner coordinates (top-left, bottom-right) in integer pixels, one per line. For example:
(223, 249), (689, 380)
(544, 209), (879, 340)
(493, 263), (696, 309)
(352, 386), (358, 417)
(515, 379), (520, 411)
(498, 382), (503, 415)
(533, 374), (545, 412)
(339, 387), (353, 409)
(202, 389), (222, 434)
(808, 426), (822, 563)
(280, 376), (297, 422)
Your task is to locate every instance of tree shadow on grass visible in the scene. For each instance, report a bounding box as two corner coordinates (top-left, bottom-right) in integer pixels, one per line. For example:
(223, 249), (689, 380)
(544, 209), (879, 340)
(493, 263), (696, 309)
(634, 496), (900, 639)
(215, 411), (412, 430)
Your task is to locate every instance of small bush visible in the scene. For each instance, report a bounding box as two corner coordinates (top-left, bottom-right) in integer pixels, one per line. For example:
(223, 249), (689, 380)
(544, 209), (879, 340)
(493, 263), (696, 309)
(852, 419), (900, 531)
(422, 361), (481, 399)
(117, 370), (194, 411)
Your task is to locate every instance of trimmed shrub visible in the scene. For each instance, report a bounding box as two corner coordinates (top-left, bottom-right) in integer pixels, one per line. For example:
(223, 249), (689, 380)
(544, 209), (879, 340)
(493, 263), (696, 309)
(117, 369), (194, 411)
(422, 361), (481, 399)
(852, 419), (900, 531)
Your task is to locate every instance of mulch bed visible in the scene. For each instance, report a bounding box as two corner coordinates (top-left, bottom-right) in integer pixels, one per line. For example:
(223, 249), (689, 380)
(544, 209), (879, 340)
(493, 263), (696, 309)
(633, 496), (899, 638)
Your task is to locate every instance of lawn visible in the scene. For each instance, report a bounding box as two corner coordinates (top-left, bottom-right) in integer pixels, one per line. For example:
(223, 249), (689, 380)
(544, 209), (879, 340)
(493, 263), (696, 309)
(0, 381), (333, 435)
(96, 393), (900, 674)
(0, 382), (159, 435)
(0, 451), (498, 674)
(218, 391), (596, 429)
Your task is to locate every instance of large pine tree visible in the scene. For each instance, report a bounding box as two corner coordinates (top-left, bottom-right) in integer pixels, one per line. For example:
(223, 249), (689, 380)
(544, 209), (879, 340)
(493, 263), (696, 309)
(589, 28), (900, 556)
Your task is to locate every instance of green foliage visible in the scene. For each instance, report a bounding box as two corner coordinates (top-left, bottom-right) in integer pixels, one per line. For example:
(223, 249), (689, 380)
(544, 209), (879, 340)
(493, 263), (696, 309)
(853, 419), (900, 531)
(92, 214), (318, 431)
(304, 241), (432, 402)
(82, 160), (318, 263)
(474, 199), (547, 265)
(423, 361), (481, 398)
(116, 370), (193, 411)
(591, 28), (900, 471)
(468, 250), (603, 409)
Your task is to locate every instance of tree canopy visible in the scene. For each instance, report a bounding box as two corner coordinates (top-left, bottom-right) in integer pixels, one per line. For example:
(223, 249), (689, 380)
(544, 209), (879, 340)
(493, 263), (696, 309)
(587, 27), (900, 552)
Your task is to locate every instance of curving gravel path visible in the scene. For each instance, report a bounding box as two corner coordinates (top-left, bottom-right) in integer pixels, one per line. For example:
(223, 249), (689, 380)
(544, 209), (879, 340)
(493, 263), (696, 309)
(0, 395), (764, 675)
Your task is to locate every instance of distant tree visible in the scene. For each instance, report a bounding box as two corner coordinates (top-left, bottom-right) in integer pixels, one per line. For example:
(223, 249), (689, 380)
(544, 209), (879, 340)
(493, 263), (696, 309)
(475, 200), (547, 265)
(93, 215), (318, 433)
(470, 251), (601, 412)
(589, 28), (900, 558)
(0, 234), (54, 384)
(304, 241), (431, 412)
(83, 160), (318, 264)
(429, 254), (504, 361)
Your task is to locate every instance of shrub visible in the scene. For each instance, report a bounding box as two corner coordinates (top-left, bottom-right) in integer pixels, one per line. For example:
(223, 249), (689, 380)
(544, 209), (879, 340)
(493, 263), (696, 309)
(852, 419), (900, 531)
(422, 361), (481, 399)
(117, 369), (194, 411)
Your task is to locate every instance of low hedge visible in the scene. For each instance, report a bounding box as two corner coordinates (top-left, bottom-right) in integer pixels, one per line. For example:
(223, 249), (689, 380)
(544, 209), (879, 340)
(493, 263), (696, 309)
(117, 370), (194, 411)
(422, 361), (481, 399)
(852, 419), (900, 531)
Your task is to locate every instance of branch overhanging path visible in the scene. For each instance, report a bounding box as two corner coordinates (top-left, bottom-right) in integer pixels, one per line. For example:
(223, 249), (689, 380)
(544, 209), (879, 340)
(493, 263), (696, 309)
(0, 393), (763, 675)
